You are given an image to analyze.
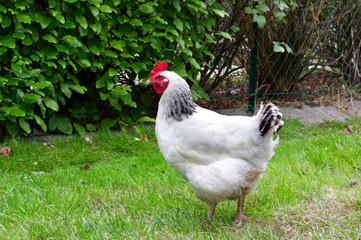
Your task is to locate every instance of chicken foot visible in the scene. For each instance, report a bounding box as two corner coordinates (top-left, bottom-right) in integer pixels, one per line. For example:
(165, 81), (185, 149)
(234, 193), (246, 225)
(208, 203), (217, 220)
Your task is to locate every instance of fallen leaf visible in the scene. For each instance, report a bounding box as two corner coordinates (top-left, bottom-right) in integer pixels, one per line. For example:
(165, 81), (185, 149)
(84, 136), (93, 144)
(140, 133), (148, 141)
(0, 147), (12, 157)
(344, 125), (353, 134)
(33, 128), (39, 135)
(34, 162), (38, 165)
(80, 164), (90, 170)
(347, 179), (358, 187)
(43, 142), (56, 148)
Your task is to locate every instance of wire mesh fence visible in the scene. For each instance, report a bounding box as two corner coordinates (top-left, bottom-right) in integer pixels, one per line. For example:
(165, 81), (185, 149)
(201, 0), (361, 113)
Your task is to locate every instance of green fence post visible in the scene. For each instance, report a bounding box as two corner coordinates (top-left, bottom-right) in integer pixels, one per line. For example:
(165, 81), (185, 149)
(247, 20), (258, 114)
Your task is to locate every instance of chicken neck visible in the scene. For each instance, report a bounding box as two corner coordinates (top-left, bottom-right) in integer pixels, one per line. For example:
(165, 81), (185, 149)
(160, 84), (197, 122)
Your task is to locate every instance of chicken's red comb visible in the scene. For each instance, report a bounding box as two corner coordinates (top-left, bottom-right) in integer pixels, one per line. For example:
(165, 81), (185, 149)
(149, 61), (168, 79)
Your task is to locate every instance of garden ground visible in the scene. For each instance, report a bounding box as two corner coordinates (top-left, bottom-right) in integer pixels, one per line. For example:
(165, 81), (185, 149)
(0, 115), (360, 239)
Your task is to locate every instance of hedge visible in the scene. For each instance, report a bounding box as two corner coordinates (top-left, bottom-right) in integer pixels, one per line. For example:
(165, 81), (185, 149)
(0, 0), (228, 138)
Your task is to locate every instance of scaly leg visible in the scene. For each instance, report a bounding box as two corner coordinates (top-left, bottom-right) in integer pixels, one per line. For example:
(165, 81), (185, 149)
(235, 193), (246, 225)
(208, 203), (217, 220)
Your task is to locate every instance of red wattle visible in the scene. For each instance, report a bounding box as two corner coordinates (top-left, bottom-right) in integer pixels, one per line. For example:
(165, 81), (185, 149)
(153, 85), (164, 94)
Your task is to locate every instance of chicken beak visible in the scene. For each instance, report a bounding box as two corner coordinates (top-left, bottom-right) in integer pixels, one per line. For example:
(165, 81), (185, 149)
(145, 79), (152, 85)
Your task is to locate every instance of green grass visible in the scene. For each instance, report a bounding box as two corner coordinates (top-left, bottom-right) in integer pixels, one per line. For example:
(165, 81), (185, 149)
(0, 119), (360, 239)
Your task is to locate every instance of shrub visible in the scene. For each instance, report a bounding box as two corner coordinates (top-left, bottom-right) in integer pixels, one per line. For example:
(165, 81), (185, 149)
(0, 0), (227, 138)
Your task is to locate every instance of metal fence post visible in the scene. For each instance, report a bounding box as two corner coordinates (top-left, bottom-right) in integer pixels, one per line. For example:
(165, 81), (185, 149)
(247, 20), (258, 114)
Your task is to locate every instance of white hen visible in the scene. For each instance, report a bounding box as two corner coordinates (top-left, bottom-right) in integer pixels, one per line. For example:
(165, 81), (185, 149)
(148, 61), (283, 224)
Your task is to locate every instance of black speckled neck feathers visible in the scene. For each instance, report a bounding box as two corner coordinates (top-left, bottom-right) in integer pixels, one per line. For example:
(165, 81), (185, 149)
(163, 84), (197, 121)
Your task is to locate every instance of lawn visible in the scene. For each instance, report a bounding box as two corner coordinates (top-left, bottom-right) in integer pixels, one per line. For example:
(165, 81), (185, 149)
(0, 118), (360, 239)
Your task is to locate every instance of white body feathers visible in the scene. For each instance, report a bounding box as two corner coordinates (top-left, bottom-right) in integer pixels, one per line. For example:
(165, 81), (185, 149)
(155, 71), (281, 206)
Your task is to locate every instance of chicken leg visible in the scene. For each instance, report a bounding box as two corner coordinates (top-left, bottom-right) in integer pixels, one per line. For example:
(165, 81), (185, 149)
(208, 203), (217, 219)
(234, 193), (246, 225)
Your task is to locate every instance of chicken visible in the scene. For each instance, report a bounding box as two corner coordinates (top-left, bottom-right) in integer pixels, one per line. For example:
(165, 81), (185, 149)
(148, 61), (284, 224)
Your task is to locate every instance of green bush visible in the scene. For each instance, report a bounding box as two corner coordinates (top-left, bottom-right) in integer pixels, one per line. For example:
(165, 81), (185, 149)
(0, 0), (227, 138)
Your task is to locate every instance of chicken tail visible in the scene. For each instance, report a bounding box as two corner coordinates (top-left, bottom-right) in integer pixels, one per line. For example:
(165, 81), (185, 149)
(257, 103), (284, 137)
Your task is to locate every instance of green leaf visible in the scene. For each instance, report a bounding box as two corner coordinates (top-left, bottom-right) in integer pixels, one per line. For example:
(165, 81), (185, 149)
(99, 5), (113, 13)
(216, 31), (233, 40)
(274, 11), (286, 21)
(4, 121), (19, 137)
(213, 9), (229, 17)
(62, 20), (76, 29)
(76, 15), (88, 29)
(13, 32), (25, 39)
(22, 35), (33, 45)
(129, 19), (143, 27)
(253, 14), (266, 28)
(173, 18), (183, 31)
(0, 4), (7, 13)
(100, 118), (117, 131)
(34, 115), (47, 131)
(0, 35), (16, 48)
(259, 4), (270, 13)
(19, 119), (31, 134)
(58, 117), (72, 134)
(33, 81), (51, 90)
(44, 98), (59, 111)
(150, 38), (162, 52)
(41, 46), (58, 58)
(58, 59), (66, 69)
(119, 94), (136, 108)
(42, 34), (57, 43)
(273, 41), (285, 53)
(49, 0), (56, 8)
(192, 83), (210, 101)
(86, 123), (96, 132)
(9, 107), (25, 117)
(139, 5), (154, 14)
(283, 42), (293, 54)
(110, 40), (126, 51)
(137, 116), (155, 123)
(73, 123), (85, 135)
(108, 68), (118, 77)
(104, 50), (117, 58)
(70, 85), (86, 94)
(173, 0), (181, 11)
(142, 24), (154, 32)
(89, 5), (99, 17)
(1, 15), (11, 28)
(77, 59), (91, 67)
(188, 58), (200, 69)
(96, 79), (106, 88)
(63, 35), (82, 47)
(0, 47), (7, 55)
(60, 82), (72, 98)
(39, 15), (50, 29)
(55, 44), (69, 53)
(89, 44), (100, 55)
(48, 116), (59, 131)
(231, 25), (240, 33)
(17, 14), (31, 24)
(30, 69), (41, 77)
(109, 97), (122, 111)
(118, 15), (130, 24)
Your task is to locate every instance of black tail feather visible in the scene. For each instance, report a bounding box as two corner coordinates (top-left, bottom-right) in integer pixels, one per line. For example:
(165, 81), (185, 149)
(259, 103), (283, 137)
